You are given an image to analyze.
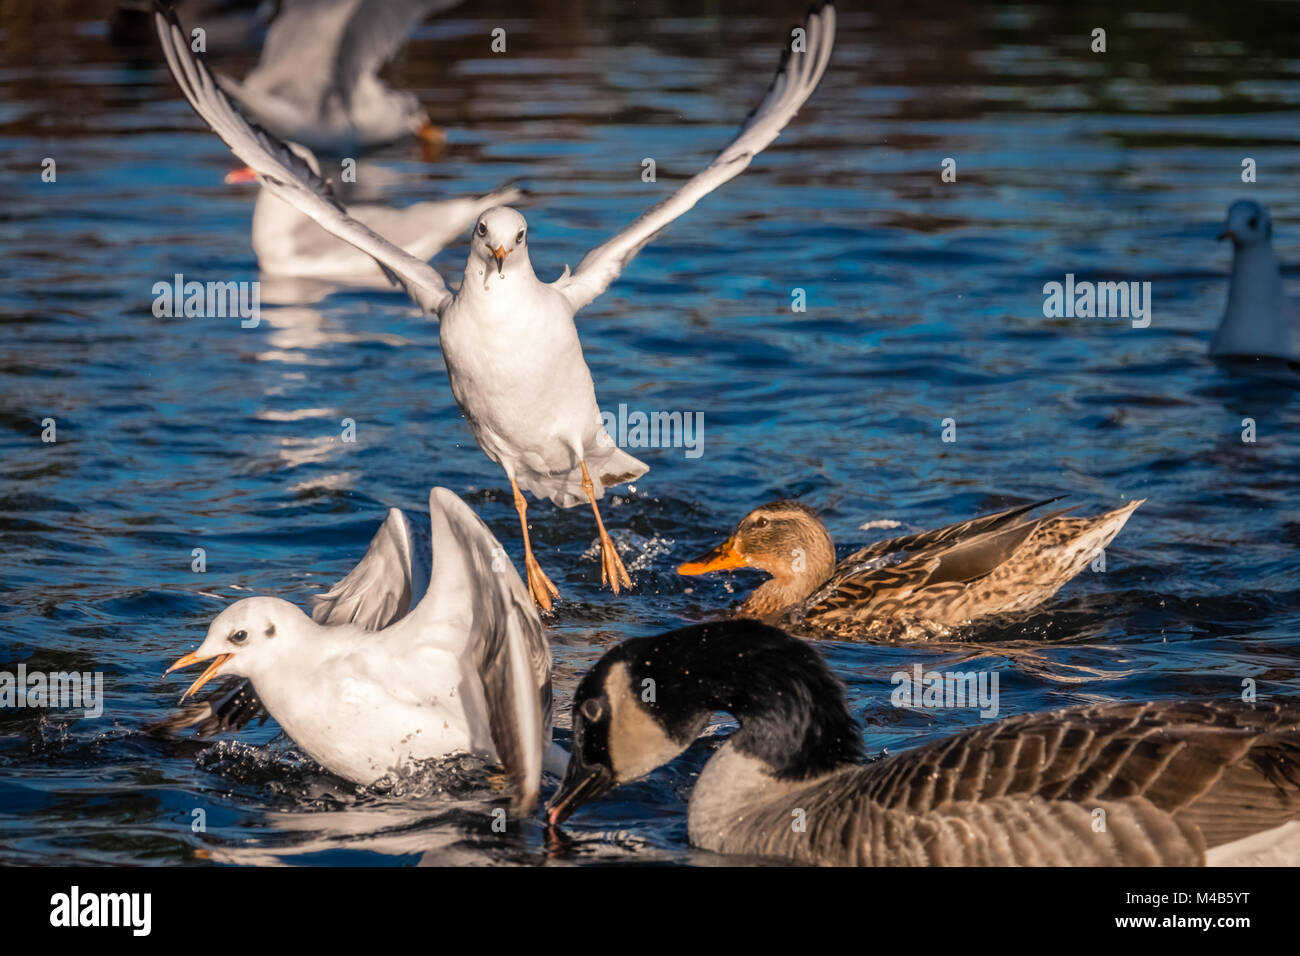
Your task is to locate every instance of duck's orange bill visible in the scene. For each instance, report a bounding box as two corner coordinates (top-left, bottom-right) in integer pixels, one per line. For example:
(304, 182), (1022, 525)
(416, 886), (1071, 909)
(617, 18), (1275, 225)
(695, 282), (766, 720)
(165, 651), (233, 701)
(677, 537), (748, 575)
(224, 166), (258, 184)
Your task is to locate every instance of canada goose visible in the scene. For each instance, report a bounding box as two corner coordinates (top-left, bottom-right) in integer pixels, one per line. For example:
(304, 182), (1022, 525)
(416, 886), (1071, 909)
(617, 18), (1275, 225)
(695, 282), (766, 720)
(677, 497), (1142, 639)
(1215, 199), (1300, 362)
(158, 488), (553, 812)
(547, 620), (1300, 865)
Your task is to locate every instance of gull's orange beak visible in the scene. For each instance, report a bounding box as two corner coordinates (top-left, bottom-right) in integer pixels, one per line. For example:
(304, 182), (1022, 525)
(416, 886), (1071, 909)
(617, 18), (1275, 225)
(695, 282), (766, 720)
(165, 650), (233, 701)
(417, 119), (446, 146)
(677, 536), (749, 575)
(492, 244), (510, 273)
(224, 166), (258, 185)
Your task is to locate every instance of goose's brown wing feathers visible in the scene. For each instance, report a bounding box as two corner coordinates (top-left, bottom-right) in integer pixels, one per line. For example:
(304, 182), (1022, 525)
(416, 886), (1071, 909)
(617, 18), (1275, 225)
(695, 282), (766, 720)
(841, 699), (1300, 861)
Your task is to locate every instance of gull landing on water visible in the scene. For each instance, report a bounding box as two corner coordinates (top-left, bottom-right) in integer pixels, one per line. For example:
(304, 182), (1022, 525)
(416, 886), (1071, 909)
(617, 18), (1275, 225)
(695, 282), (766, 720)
(153, 3), (837, 609)
(158, 488), (554, 813)
(1215, 199), (1300, 363)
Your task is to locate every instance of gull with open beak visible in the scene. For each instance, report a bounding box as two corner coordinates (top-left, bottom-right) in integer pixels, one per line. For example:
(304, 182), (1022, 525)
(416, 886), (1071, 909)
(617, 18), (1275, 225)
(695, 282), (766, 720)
(159, 488), (554, 814)
(223, 142), (521, 281)
(153, 3), (837, 609)
(211, 0), (462, 154)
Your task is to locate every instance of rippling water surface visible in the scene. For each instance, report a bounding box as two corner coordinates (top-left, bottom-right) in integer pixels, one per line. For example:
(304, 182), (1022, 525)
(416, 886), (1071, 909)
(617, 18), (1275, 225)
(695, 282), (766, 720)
(3, 0), (1300, 865)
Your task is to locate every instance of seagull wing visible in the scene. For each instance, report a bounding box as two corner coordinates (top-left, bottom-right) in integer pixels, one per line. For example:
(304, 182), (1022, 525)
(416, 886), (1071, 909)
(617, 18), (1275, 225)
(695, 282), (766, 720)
(312, 507), (433, 628)
(154, 5), (454, 315)
(553, 4), (836, 312)
(238, 0), (362, 112)
(331, 0), (464, 112)
(406, 488), (550, 814)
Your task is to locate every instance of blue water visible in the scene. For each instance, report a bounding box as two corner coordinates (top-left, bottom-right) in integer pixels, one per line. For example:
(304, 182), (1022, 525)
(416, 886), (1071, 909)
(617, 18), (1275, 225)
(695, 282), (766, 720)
(2, 1), (1299, 865)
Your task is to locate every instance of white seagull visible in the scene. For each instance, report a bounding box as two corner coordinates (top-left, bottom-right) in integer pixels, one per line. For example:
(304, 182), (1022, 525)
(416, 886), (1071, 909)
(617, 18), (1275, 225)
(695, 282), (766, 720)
(154, 4), (837, 609)
(224, 143), (521, 280)
(160, 487), (553, 813)
(214, 0), (461, 154)
(1215, 199), (1300, 362)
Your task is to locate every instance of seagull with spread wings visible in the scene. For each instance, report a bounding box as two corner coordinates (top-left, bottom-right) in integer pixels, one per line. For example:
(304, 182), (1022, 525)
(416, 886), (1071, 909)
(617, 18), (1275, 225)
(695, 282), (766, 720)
(215, 0), (462, 153)
(153, 3), (837, 609)
(158, 488), (553, 813)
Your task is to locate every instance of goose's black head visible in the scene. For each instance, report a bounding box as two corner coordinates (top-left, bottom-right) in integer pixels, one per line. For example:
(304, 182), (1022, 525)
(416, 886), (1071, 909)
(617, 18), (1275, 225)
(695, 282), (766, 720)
(545, 620), (862, 826)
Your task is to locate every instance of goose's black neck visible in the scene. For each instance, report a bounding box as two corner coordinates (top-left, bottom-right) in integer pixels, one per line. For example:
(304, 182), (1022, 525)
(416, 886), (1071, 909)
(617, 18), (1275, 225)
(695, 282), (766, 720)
(614, 621), (863, 780)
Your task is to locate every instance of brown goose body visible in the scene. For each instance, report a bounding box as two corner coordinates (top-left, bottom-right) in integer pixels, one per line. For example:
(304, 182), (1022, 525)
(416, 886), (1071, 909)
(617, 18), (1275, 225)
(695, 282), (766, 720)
(548, 623), (1300, 867)
(678, 497), (1143, 640)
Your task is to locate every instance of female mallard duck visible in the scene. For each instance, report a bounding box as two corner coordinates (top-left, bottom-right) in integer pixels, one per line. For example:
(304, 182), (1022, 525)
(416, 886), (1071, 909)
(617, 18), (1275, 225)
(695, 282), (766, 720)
(546, 621), (1300, 866)
(677, 497), (1143, 640)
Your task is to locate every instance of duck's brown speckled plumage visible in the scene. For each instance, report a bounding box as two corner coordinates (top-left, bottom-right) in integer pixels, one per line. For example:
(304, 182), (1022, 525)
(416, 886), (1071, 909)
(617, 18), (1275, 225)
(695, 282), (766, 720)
(679, 497), (1143, 640)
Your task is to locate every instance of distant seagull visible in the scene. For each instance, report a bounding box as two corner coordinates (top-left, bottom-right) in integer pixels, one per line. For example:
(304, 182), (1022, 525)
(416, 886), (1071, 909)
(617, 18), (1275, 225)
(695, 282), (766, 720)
(213, 0), (462, 154)
(154, 3), (837, 609)
(1215, 199), (1300, 362)
(159, 488), (553, 813)
(225, 143), (520, 280)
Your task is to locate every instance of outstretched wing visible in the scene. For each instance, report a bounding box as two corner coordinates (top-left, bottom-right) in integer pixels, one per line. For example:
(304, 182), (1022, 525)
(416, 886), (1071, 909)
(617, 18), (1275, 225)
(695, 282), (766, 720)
(154, 4), (453, 315)
(553, 4), (836, 312)
(403, 488), (551, 814)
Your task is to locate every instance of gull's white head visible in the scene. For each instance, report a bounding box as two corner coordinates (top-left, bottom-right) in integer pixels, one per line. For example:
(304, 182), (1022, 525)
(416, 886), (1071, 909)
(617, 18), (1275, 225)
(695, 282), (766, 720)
(1219, 199), (1273, 248)
(469, 206), (531, 286)
(166, 596), (308, 700)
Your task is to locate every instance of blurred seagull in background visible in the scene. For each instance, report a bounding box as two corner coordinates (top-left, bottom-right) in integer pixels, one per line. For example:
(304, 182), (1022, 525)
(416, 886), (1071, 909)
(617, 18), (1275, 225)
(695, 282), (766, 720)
(159, 488), (554, 814)
(214, 0), (462, 153)
(153, 2), (837, 609)
(224, 142), (520, 280)
(1215, 199), (1300, 362)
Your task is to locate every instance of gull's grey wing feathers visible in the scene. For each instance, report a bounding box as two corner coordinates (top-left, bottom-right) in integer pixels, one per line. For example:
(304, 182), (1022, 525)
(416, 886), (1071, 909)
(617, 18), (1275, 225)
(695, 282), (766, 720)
(154, 5), (453, 315)
(240, 0), (362, 111)
(312, 507), (433, 629)
(553, 4), (836, 312)
(331, 0), (463, 111)
(403, 488), (550, 814)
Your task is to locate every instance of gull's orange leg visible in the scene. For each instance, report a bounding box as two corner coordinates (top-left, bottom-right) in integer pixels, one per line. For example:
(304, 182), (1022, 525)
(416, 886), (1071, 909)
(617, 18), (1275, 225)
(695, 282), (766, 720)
(511, 477), (559, 611)
(580, 461), (632, 594)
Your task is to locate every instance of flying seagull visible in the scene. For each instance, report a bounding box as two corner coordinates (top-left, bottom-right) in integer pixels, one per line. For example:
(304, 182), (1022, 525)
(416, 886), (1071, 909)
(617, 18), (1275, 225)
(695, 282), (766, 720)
(214, 0), (463, 153)
(153, 2), (837, 609)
